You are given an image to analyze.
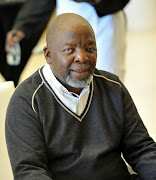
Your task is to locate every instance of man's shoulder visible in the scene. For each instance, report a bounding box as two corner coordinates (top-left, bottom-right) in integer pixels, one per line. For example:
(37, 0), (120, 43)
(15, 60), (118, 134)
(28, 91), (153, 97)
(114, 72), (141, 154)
(14, 69), (43, 98)
(93, 69), (122, 87)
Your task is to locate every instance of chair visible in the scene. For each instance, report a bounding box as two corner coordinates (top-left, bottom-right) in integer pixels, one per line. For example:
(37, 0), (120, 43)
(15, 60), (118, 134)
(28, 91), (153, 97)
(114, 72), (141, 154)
(0, 81), (15, 180)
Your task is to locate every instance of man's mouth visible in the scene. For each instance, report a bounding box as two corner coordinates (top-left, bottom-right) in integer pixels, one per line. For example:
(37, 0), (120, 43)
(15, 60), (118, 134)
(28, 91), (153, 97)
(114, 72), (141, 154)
(71, 68), (89, 76)
(69, 64), (92, 78)
(72, 69), (87, 73)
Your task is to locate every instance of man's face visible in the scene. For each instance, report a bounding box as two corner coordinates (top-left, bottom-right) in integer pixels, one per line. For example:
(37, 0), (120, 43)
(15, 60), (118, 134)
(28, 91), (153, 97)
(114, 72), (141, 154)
(44, 25), (97, 90)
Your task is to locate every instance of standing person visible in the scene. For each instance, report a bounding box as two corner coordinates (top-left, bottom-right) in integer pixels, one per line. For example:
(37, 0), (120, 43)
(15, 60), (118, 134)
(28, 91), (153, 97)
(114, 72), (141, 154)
(3, 0), (56, 86)
(56, 0), (129, 82)
(0, 0), (24, 86)
(6, 13), (156, 180)
(4, 0), (129, 86)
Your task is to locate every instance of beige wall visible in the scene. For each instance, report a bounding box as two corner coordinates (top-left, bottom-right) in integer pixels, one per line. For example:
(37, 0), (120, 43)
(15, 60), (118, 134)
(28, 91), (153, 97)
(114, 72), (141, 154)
(125, 0), (156, 137)
(125, 0), (156, 32)
(0, 82), (14, 180)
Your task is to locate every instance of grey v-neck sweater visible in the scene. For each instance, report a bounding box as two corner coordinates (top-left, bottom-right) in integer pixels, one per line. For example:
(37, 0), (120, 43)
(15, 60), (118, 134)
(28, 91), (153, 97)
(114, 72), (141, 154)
(5, 68), (156, 180)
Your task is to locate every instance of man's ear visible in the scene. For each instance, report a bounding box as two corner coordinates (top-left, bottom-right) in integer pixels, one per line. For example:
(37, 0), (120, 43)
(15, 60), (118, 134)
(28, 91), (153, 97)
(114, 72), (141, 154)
(43, 46), (52, 64)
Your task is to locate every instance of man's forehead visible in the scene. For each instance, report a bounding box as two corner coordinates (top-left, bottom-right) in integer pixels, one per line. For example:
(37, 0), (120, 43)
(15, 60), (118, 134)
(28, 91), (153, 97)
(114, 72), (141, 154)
(60, 23), (92, 31)
(60, 39), (96, 48)
(57, 26), (96, 46)
(47, 13), (95, 47)
(59, 25), (95, 38)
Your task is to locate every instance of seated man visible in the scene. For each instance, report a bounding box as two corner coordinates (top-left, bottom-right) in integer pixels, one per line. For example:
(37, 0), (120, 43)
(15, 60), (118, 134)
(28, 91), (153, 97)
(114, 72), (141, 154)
(5, 13), (156, 180)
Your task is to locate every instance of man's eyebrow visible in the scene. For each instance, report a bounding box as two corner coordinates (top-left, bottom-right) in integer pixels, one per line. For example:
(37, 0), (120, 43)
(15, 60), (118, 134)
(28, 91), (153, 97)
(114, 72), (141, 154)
(88, 41), (96, 45)
(62, 42), (77, 46)
(62, 41), (96, 46)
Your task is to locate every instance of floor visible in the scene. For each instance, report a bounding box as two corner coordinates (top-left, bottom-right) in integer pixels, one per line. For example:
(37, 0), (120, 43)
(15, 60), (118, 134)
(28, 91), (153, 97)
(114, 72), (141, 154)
(1, 29), (156, 137)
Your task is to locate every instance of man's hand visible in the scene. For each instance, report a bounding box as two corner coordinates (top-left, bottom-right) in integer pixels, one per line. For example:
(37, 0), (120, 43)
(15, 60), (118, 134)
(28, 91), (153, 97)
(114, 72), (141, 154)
(73, 0), (101, 6)
(5, 30), (25, 52)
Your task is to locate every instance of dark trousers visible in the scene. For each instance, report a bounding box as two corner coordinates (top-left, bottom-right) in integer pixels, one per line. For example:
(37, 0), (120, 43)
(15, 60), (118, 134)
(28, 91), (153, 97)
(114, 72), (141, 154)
(0, 2), (46, 86)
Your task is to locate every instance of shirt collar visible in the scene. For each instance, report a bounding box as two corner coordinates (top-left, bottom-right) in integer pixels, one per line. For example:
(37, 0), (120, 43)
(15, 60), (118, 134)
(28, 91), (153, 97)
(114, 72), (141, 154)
(42, 63), (92, 97)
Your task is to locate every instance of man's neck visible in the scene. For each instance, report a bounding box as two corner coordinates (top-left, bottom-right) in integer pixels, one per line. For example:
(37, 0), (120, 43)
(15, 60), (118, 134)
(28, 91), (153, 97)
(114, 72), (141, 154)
(66, 86), (83, 95)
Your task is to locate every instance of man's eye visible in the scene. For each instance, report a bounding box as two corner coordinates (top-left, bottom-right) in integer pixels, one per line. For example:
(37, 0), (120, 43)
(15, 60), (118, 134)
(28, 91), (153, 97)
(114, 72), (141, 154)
(63, 48), (74, 54)
(87, 47), (96, 53)
(64, 48), (70, 52)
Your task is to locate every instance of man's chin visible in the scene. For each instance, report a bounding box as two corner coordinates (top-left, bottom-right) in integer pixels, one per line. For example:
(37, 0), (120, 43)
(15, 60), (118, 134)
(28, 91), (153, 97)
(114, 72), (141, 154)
(65, 75), (92, 88)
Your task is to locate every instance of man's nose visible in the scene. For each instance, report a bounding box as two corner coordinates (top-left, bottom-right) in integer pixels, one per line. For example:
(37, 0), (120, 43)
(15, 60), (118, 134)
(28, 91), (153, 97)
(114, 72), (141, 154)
(74, 50), (89, 63)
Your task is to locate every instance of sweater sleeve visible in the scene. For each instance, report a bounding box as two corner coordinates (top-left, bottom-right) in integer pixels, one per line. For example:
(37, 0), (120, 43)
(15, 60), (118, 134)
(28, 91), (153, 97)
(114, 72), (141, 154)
(120, 82), (156, 180)
(12, 0), (56, 38)
(5, 85), (53, 180)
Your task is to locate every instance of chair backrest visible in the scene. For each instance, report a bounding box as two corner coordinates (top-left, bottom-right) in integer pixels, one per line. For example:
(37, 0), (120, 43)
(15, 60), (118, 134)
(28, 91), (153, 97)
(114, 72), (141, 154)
(0, 81), (15, 180)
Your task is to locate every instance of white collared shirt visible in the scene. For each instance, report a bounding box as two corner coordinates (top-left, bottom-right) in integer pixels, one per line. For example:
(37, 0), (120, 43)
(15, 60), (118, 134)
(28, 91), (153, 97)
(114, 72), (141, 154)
(42, 64), (91, 116)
